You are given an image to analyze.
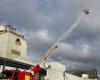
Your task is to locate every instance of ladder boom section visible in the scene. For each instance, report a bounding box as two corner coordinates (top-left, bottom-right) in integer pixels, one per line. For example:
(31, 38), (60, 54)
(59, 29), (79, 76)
(38, 9), (90, 65)
(39, 43), (58, 64)
(58, 13), (84, 43)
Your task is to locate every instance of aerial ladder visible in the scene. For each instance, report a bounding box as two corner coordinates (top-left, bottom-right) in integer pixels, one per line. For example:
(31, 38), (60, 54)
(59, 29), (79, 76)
(0, 9), (89, 80)
(37, 8), (89, 65)
(30, 9), (90, 75)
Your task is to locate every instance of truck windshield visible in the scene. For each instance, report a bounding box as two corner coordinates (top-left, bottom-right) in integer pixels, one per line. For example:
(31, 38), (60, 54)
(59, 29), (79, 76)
(0, 70), (19, 79)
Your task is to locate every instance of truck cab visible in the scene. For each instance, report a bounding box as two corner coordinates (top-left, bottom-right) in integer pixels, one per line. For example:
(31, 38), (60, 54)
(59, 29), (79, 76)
(0, 69), (47, 80)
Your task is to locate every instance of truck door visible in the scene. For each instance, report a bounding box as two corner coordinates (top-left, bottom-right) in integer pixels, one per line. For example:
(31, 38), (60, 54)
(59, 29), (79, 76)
(25, 72), (31, 80)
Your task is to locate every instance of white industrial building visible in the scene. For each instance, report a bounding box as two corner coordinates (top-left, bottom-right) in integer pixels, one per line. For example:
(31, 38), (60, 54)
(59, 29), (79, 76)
(45, 62), (97, 80)
(0, 24), (33, 64)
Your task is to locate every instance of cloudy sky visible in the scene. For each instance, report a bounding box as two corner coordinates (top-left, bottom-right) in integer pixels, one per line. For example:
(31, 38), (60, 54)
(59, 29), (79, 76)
(0, 0), (100, 70)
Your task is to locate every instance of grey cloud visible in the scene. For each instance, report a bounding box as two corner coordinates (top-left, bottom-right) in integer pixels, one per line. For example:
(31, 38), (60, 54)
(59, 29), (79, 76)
(0, 0), (47, 31)
(50, 42), (100, 69)
(25, 29), (53, 55)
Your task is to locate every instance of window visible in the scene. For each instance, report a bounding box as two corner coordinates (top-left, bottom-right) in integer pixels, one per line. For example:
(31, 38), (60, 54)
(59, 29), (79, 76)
(0, 70), (19, 79)
(15, 38), (21, 46)
(11, 49), (20, 56)
(0, 70), (12, 79)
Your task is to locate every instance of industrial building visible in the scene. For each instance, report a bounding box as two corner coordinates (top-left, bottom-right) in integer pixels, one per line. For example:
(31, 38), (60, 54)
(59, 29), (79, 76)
(0, 24), (33, 71)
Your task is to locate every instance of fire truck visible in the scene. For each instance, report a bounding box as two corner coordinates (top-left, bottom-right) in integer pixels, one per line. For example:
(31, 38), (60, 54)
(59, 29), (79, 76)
(0, 9), (89, 80)
(0, 66), (47, 80)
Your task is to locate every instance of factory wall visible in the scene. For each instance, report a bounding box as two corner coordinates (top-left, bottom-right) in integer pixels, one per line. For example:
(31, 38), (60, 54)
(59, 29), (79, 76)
(0, 32), (27, 59)
(6, 32), (27, 59)
(46, 62), (65, 80)
(0, 33), (8, 57)
(46, 62), (97, 80)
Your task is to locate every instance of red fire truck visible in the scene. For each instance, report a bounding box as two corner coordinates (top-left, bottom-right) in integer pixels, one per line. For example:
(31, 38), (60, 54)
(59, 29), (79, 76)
(0, 65), (47, 80)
